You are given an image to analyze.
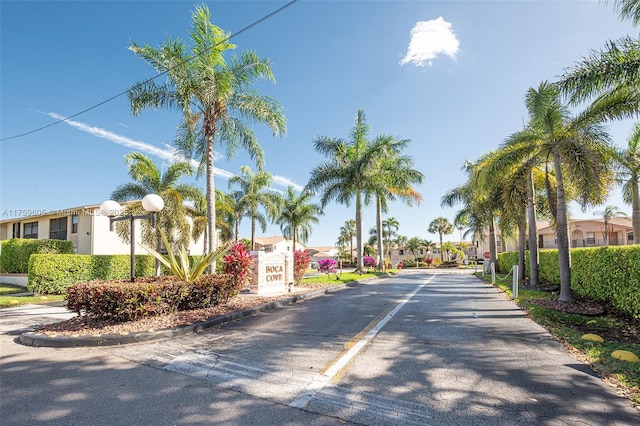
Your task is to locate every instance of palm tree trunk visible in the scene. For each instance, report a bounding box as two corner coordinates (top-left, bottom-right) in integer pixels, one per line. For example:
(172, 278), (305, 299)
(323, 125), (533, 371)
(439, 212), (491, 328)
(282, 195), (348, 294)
(604, 217), (610, 246)
(376, 197), (384, 270)
(518, 216), (526, 283)
(527, 169), (539, 287)
(553, 151), (572, 303)
(206, 133), (216, 272)
(439, 234), (444, 261)
(632, 176), (640, 244)
(488, 216), (497, 267)
(356, 191), (364, 273)
(251, 217), (256, 251)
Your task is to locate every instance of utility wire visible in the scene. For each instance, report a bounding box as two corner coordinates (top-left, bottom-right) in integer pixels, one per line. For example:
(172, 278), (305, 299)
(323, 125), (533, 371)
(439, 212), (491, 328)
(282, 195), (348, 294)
(1, 0), (300, 142)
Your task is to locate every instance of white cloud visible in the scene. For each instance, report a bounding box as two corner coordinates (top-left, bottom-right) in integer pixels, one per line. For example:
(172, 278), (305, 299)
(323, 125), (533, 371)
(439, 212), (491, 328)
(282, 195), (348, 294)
(400, 17), (460, 67)
(272, 175), (304, 192)
(43, 111), (301, 188)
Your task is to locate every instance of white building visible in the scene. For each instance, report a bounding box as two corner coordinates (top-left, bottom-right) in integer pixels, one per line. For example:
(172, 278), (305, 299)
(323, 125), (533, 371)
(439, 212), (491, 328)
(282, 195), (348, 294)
(0, 202), (205, 256)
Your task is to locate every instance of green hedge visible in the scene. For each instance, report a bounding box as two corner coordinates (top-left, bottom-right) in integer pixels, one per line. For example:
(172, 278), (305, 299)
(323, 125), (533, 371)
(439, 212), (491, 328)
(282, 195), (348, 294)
(497, 246), (640, 317)
(571, 246), (640, 318)
(28, 254), (198, 294)
(1, 239), (74, 273)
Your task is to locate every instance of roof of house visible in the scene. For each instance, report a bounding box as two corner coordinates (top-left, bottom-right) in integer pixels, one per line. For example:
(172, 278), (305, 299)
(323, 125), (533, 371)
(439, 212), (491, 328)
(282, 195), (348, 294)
(253, 236), (289, 246)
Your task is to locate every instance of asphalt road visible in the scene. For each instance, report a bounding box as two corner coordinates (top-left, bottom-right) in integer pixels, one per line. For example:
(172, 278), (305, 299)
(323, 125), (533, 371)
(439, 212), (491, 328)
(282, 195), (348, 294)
(1, 270), (638, 425)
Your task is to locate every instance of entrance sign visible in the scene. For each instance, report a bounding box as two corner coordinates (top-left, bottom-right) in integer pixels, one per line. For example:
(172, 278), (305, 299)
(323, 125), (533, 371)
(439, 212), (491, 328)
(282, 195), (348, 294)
(249, 251), (293, 294)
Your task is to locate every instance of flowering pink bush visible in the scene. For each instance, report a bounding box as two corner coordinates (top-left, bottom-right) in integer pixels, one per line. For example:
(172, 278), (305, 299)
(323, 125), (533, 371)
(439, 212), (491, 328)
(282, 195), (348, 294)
(294, 250), (311, 283)
(363, 256), (377, 268)
(318, 258), (337, 276)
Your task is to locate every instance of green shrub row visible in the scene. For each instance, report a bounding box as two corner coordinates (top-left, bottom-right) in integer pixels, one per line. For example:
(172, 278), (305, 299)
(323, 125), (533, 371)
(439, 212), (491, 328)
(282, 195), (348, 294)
(497, 246), (640, 317)
(1, 239), (74, 274)
(66, 274), (244, 322)
(28, 254), (197, 294)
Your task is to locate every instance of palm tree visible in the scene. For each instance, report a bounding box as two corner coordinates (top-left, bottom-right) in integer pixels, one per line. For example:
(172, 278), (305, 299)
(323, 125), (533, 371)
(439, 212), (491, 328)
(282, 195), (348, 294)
(306, 109), (391, 273)
(506, 82), (614, 302)
(274, 186), (323, 252)
(340, 219), (357, 263)
(556, 1), (640, 119)
(442, 160), (502, 267)
(128, 4), (286, 258)
(382, 217), (400, 261)
(428, 217), (454, 261)
(189, 190), (234, 253)
(406, 237), (423, 265)
(368, 137), (424, 267)
(111, 152), (202, 251)
(614, 123), (640, 243)
(228, 166), (281, 250)
(594, 205), (628, 245)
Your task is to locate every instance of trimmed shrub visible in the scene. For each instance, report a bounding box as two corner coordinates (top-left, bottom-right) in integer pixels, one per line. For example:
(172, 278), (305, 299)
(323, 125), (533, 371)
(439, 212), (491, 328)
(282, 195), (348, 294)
(293, 250), (310, 283)
(66, 273), (242, 321)
(497, 245), (640, 317)
(1, 239), (74, 273)
(27, 254), (195, 294)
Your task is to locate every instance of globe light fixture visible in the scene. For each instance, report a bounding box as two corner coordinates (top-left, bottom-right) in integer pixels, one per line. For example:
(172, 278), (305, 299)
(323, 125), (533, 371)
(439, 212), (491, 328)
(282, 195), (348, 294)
(102, 194), (165, 282)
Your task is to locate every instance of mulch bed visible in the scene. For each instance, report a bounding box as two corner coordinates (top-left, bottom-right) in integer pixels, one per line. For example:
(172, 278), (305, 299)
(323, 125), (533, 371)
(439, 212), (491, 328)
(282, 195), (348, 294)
(527, 297), (640, 344)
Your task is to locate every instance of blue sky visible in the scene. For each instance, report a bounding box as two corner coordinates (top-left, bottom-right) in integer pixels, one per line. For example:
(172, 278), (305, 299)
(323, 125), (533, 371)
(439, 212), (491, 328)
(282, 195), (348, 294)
(1, 0), (638, 248)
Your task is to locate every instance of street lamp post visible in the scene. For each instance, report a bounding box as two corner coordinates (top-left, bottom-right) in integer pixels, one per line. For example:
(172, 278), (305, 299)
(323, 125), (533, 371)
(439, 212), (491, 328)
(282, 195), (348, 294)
(100, 194), (164, 282)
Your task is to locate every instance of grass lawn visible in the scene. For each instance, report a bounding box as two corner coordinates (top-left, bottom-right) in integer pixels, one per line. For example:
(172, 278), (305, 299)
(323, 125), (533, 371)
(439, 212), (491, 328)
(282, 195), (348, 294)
(301, 271), (385, 285)
(477, 272), (640, 408)
(0, 284), (65, 308)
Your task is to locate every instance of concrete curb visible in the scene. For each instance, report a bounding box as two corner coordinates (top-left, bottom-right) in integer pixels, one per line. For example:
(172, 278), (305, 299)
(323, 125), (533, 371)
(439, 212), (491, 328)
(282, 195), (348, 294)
(19, 276), (383, 348)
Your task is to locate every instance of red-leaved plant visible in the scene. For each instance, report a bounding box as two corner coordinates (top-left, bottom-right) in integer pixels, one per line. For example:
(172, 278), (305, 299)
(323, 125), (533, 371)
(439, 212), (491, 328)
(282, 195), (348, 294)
(223, 244), (254, 289)
(294, 250), (311, 284)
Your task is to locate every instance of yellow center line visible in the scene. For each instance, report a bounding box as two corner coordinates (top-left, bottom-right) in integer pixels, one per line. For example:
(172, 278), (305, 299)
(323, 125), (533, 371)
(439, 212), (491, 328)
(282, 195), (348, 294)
(290, 274), (434, 409)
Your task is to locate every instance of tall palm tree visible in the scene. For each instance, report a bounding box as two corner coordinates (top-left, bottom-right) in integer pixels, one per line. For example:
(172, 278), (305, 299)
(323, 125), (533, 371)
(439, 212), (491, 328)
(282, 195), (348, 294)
(111, 152), (202, 251)
(228, 166), (281, 250)
(382, 217), (400, 261)
(428, 217), (454, 261)
(368, 137), (424, 267)
(128, 4), (286, 258)
(556, 1), (640, 119)
(507, 82), (614, 302)
(306, 109), (391, 273)
(614, 123), (640, 243)
(594, 205), (628, 245)
(340, 219), (357, 263)
(274, 186), (323, 251)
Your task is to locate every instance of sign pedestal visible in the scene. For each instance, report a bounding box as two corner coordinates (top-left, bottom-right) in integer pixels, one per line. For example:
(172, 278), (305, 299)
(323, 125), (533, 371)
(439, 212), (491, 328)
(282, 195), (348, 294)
(249, 251), (293, 295)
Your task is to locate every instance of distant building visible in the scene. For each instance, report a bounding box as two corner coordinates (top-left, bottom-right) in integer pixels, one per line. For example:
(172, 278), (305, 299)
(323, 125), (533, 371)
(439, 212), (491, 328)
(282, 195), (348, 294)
(0, 202), (205, 255)
(253, 236), (305, 254)
(476, 217), (634, 255)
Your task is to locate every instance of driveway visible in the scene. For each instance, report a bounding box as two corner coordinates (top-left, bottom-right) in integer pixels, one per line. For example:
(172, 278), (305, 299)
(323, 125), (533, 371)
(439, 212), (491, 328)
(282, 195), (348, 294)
(1, 270), (638, 425)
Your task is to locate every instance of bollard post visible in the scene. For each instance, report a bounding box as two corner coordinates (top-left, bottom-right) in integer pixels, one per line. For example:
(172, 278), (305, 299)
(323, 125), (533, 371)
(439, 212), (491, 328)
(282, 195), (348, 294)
(512, 265), (518, 299)
(491, 262), (496, 284)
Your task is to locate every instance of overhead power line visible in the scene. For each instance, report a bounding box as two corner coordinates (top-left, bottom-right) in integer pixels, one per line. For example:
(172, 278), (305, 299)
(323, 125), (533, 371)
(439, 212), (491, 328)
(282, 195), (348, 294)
(1, 0), (300, 142)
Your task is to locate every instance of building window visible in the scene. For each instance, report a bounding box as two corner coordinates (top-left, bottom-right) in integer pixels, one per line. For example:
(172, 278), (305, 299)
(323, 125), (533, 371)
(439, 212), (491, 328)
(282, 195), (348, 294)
(586, 232), (596, 244)
(496, 240), (502, 247)
(71, 214), (78, 234)
(24, 222), (38, 239)
(399, 249), (404, 255)
(12, 222), (21, 238)
(49, 217), (67, 240)
(629, 233), (634, 242)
